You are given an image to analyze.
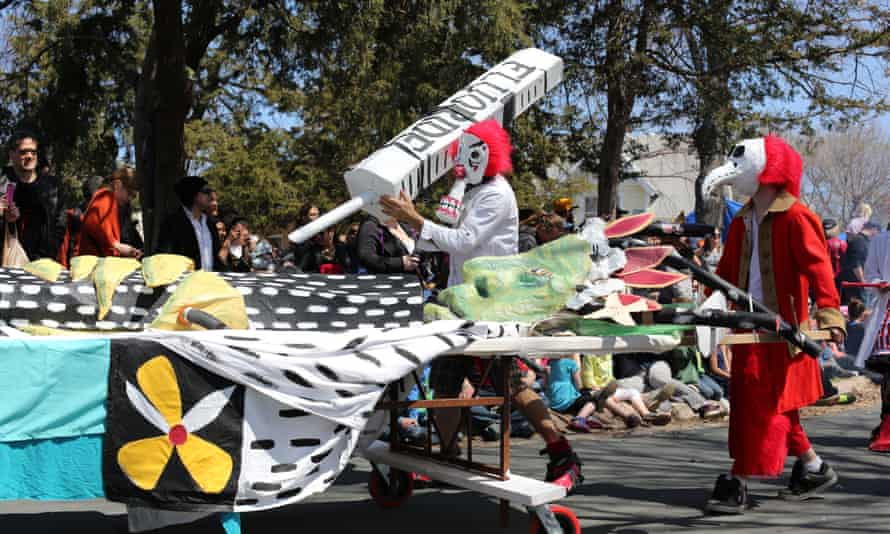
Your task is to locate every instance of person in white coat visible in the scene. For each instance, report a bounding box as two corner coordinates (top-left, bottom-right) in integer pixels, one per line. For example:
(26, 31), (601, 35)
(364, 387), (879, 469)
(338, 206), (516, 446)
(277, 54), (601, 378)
(380, 119), (585, 493)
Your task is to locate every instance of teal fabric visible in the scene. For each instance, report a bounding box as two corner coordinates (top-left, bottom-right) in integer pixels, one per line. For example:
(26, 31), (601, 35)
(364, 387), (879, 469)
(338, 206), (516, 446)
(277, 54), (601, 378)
(0, 338), (110, 441)
(547, 358), (580, 412)
(0, 435), (104, 500)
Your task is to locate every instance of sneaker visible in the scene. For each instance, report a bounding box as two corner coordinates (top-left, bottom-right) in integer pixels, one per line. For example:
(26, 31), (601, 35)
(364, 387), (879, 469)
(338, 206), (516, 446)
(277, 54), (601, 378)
(701, 403), (724, 420)
(705, 474), (747, 514)
(568, 416), (592, 433)
(586, 415), (605, 430)
(647, 383), (677, 412)
(541, 445), (584, 493)
(624, 414), (642, 428)
(814, 393), (857, 406)
(643, 412), (672, 426)
(869, 416), (890, 453)
(595, 380), (619, 412)
(479, 424), (500, 442)
(779, 459), (838, 500)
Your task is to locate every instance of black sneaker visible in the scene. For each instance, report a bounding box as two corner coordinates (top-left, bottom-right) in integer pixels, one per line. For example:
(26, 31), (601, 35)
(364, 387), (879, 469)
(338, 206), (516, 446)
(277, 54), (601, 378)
(705, 474), (747, 514)
(779, 459), (838, 500)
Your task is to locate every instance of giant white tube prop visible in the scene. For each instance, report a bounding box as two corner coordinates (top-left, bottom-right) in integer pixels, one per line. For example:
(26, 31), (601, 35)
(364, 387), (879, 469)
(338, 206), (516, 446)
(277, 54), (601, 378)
(289, 48), (563, 243)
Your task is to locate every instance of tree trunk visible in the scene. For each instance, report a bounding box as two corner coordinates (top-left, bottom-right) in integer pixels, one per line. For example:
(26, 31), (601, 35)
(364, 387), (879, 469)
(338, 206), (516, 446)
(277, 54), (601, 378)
(135, 0), (188, 252)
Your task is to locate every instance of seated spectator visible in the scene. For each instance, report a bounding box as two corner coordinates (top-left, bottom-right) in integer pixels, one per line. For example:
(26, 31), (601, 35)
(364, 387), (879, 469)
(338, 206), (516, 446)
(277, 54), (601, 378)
(518, 210), (542, 252)
(845, 298), (867, 357)
(706, 345), (731, 399)
(535, 212), (565, 245)
(546, 354), (605, 432)
(74, 168), (143, 259)
(581, 353), (671, 427)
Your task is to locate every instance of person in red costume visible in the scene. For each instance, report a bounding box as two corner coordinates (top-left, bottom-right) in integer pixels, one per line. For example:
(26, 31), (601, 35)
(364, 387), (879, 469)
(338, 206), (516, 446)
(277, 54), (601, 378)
(699, 135), (846, 513)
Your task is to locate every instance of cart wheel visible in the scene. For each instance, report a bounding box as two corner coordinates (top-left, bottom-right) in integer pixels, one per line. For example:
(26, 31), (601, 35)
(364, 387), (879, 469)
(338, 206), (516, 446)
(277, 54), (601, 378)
(368, 468), (413, 509)
(529, 504), (580, 534)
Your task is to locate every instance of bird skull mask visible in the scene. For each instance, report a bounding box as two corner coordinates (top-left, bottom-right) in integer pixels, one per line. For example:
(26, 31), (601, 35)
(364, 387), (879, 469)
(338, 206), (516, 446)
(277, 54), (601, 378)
(702, 138), (767, 198)
(452, 133), (490, 186)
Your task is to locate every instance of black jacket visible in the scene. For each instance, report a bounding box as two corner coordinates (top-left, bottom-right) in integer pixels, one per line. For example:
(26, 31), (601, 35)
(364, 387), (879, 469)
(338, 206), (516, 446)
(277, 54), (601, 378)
(1, 166), (63, 261)
(356, 219), (411, 274)
(157, 207), (223, 271)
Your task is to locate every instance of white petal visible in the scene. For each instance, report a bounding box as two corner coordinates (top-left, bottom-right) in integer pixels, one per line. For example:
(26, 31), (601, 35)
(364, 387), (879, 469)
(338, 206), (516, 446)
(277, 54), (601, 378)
(126, 381), (170, 433)
(182, 386), (236, 433)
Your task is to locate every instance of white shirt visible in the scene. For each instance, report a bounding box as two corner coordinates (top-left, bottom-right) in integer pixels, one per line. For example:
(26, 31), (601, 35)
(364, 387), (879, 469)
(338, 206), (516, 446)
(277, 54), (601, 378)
(183, 206), (214, 271)
(856, 231), (890, 365)
(417, 176), (518, 286)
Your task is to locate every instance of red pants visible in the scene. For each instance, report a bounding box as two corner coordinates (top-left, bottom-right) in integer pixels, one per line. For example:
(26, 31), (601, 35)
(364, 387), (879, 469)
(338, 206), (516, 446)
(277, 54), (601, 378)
(730, 408), (811, 477)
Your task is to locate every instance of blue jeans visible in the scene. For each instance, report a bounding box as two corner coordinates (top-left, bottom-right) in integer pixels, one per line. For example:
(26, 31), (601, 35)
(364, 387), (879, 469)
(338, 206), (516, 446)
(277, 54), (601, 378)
(697, 374), (724, 401)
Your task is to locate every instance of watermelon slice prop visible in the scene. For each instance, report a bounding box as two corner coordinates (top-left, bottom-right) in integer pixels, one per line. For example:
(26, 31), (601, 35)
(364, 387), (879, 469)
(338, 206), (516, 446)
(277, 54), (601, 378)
(617, 246), (673, 276)
(617, 268), (688, 288)
(603, 212), (655, 239)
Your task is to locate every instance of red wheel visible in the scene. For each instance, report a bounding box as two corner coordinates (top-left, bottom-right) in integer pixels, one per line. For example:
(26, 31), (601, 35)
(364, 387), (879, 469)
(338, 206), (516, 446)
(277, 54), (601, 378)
(529, 504), (580, 534)
(368, 468), (413, 509)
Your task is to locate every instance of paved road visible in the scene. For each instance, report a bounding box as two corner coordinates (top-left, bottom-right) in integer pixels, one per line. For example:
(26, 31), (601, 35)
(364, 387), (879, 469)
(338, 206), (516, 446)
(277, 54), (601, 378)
(3, 406), (887, 533)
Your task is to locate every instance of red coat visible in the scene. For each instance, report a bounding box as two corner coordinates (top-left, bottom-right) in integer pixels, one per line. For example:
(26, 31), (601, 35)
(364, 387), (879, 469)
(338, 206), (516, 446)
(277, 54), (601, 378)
(75, 188), (120, 257)
(716, 191), (845, 414)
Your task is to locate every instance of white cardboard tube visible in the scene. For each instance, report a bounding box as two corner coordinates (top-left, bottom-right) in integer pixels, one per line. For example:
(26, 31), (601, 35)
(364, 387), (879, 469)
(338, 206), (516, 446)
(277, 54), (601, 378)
(288, 193), (371, 244)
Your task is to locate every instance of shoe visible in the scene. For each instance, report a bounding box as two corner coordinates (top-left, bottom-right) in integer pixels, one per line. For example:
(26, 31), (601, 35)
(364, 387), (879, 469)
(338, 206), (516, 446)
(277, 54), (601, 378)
(705, 474), (747, 514)
(868, 415), (890, 453)
(624, 414), (642, 428)
(479, 424), (500, 442)
(643, 412), (671, 426)
(701, 403), (724, 420)
(779, 459), (838, 500)
(595, 380), (619, 412)
(647, 383), (676, 412)
(814, 393), (857, 406)
(568, 416), (593, 433)
(542, 445), (583, 494)
(586, 415), (605, 430)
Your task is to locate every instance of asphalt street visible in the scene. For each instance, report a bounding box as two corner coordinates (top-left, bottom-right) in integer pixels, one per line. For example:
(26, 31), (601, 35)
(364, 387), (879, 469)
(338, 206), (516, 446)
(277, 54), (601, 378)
(2, 406), (886, 533)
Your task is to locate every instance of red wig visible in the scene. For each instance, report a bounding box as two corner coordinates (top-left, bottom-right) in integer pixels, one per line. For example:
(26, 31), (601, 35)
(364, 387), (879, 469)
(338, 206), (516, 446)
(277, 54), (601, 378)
(448, 119), (513, 177)
(759, 134), (802, 198)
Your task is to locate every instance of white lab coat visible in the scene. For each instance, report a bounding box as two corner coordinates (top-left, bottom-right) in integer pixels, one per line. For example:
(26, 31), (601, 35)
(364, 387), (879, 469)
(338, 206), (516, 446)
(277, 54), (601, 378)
(418, 176), (518, 287)
(856, 231), (890, 367)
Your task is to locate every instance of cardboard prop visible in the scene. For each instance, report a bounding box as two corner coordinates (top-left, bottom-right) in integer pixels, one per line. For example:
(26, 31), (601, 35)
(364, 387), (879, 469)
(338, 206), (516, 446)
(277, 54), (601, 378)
(289, 48), (563, 243)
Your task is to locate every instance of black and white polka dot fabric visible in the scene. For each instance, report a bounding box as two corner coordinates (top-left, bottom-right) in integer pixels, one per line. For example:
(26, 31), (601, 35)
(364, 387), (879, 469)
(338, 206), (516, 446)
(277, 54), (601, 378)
(149, 320), (490, 512)
(0, 268), (423, 331)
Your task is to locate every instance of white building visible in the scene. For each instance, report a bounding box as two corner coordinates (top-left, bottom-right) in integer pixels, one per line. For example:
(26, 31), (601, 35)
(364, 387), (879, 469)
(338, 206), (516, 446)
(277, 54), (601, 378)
(548, 134), (700, 221)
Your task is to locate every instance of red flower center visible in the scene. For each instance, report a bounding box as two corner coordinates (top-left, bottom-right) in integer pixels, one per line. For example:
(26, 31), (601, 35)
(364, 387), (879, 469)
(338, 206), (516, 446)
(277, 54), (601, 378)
(168, 424), (188, 446)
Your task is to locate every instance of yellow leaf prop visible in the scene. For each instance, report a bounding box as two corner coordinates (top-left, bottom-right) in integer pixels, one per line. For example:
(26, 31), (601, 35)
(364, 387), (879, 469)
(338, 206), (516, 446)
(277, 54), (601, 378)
(141, 254), (195, 288)
(150, 271), (249, 331)
(93, 257), (142, 320)
(23, 258), (64, 282)
(70, 255), (100, 281)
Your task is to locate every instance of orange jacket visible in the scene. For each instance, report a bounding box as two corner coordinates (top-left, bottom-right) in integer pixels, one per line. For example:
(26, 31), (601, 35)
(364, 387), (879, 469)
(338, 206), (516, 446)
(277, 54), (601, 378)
(75, 188), (120, 258)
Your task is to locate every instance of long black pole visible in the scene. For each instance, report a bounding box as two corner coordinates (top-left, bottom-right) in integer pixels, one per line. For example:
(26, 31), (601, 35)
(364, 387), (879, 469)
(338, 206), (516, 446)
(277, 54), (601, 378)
(657, 253), (823, 358)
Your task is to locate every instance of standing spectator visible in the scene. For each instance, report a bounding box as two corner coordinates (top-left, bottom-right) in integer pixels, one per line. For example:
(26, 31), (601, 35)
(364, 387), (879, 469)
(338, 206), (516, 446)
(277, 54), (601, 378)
(840, 218), (879, 303)
(823, 219), (846, 297)
(700, 231), (723, 272)
(75, 168), (143, 259)
(356, 216), (417, 274)
(157, 176), (222, 271)
(58, 175), (103, 267)
(2, 130), (63, 260)
(287, 204), (331, 273)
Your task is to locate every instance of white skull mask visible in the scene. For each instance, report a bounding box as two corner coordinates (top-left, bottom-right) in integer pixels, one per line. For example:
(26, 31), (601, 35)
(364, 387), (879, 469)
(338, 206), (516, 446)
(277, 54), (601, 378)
(702, 138), (767, 198)
(453, 133), (489, 185)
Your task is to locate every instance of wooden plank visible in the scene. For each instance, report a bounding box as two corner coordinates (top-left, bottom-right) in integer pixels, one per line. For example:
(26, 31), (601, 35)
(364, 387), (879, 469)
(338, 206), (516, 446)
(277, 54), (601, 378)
(363, 441), (566, 507)
(721, 330), (832, 345)
(445, 334), (680, 357)
(375, 398), (504, 410)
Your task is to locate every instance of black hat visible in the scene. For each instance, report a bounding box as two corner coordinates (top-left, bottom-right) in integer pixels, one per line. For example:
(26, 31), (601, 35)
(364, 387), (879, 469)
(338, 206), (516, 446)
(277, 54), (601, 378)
(174, 176), (211, 206)
(822, 218), (840, 238)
